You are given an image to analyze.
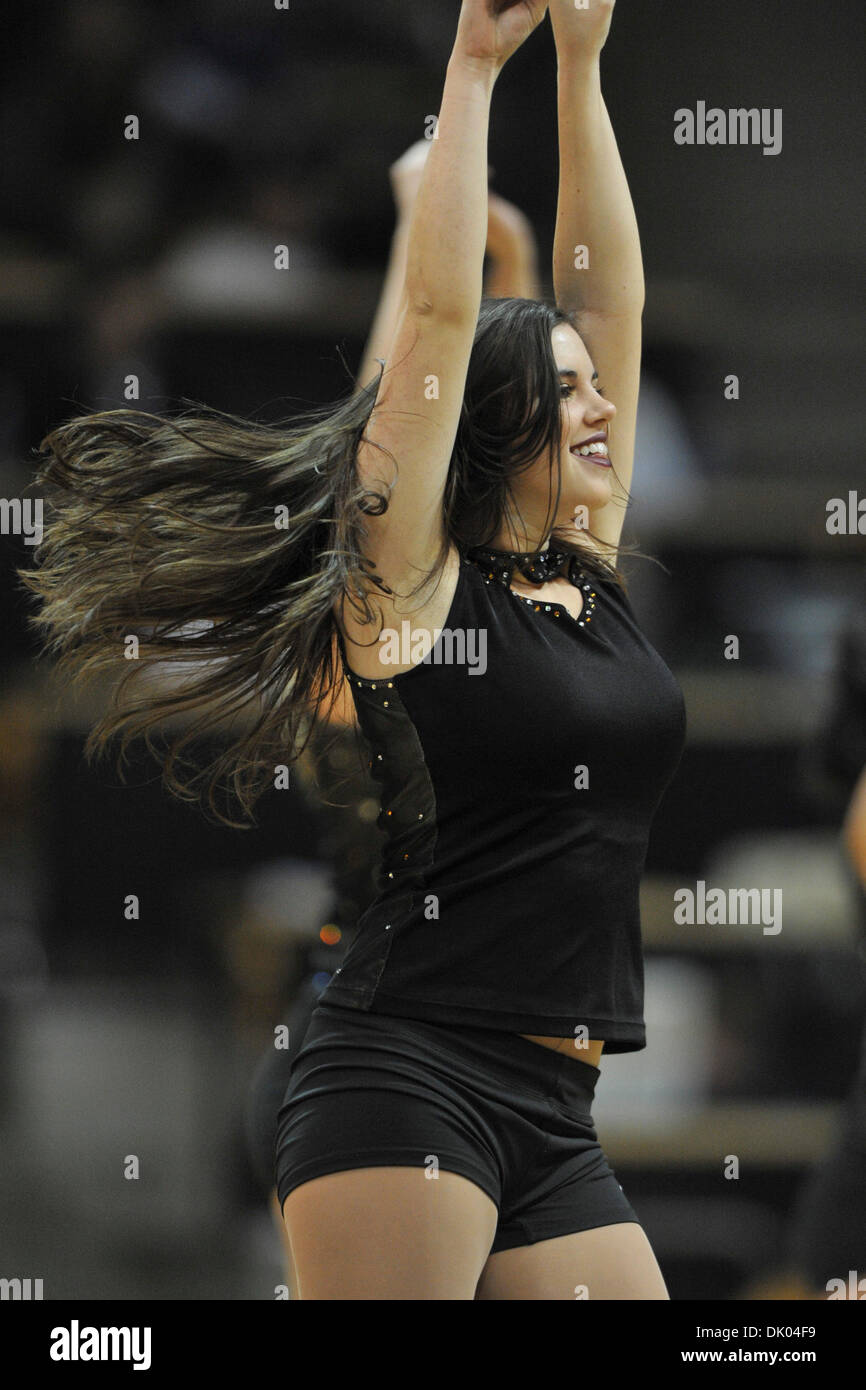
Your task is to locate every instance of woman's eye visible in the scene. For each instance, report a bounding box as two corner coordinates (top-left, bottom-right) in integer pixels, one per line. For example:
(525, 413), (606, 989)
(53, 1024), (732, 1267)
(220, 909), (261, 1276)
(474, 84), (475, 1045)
(560, 383), (606, 399)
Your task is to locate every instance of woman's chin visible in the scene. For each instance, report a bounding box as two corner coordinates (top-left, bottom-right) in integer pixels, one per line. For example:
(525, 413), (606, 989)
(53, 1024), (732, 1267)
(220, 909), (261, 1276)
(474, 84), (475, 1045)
(564, 481), (613, 525)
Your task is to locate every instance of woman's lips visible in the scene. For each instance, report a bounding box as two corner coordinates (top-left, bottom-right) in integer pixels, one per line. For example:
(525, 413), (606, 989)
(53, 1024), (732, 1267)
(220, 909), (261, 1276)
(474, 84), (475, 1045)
(570, 445), (611, 469)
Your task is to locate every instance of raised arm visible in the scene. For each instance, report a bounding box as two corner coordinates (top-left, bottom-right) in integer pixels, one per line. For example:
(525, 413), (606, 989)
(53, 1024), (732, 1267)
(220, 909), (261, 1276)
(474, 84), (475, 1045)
(550, 0), (642, 557)
(353, 143), (422, 394)
(484, 191), (541, 300)
(355, 144), (543, 394)
(351, 1), (548, 594)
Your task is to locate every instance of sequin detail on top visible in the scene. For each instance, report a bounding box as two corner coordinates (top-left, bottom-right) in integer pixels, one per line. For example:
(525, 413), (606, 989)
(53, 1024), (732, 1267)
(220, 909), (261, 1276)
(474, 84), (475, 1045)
(464, 542), (575, 585)
(463, 544), (601, 628)
(322, 551), (687, 1047)
(327, 649), (439, 1005)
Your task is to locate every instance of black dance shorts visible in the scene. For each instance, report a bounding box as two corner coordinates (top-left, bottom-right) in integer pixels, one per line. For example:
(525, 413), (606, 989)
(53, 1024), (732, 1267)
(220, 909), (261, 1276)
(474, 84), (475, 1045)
(274, 1001), (640, 1255)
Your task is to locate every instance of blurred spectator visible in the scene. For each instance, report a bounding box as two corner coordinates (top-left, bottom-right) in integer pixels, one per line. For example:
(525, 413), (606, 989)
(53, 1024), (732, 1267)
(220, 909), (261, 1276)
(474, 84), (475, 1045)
(741, 596), (866, 1298)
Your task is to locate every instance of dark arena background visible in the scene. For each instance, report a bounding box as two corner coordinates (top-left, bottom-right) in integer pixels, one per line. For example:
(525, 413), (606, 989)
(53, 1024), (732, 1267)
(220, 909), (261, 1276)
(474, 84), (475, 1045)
(1, 0), (865, 1323)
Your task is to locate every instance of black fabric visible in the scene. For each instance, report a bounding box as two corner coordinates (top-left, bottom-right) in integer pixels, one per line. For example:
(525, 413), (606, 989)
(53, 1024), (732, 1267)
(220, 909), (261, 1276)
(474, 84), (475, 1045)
(320, 551), (686, 1049)
(275, 1001), (640, 1252)
(465, 541), (579, 586)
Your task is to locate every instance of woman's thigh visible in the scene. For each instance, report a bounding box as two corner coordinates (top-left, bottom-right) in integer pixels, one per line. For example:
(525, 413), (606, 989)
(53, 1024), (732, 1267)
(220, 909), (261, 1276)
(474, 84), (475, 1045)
(269, 1188), (297, 1297)
(282, 1165), (499, 1300)
(475, 1221), (670, 1301)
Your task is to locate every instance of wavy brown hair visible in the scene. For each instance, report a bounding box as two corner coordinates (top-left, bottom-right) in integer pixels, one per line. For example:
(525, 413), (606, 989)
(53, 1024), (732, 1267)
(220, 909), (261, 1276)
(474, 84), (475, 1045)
(18, 297), (629, 828)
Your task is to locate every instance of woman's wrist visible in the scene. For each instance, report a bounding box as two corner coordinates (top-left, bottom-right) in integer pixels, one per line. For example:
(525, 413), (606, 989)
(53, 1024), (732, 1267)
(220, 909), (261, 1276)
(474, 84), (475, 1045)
(555, 46), (602, 80)
(447, 48), (501, 92)
(550, 0), (615, 69)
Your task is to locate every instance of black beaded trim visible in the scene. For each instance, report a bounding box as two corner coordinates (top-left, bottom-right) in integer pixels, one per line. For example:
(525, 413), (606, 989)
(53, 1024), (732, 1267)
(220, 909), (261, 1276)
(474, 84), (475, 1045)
(344, 675), (435, 900)
(465, 543), (571, 585)
(466, 550), (598, 628)
(347, 674), (396, 695)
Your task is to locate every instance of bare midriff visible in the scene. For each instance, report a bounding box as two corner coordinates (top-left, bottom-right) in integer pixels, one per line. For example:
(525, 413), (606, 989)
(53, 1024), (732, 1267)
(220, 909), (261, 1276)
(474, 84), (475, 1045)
(519, 1035), (605, 1067)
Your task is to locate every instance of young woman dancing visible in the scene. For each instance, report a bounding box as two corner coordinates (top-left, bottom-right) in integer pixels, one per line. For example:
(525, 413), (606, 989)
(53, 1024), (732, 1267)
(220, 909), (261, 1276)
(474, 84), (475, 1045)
(20, 0), (686, 1299)
(246, 133), (542, 1282)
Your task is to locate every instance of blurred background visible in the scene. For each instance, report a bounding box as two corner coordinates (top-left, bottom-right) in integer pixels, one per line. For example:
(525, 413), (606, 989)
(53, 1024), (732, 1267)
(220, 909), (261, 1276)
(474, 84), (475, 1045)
(1, 0), (865, 1299)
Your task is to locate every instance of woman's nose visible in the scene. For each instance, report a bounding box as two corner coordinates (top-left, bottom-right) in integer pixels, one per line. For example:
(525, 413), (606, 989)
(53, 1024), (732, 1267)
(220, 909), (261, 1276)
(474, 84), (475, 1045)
(585, 397), (614, 427)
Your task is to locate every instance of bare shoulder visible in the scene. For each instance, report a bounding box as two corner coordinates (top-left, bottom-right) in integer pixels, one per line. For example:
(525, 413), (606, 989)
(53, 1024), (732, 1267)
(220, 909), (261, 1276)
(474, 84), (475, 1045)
(333, 543), (464, 682)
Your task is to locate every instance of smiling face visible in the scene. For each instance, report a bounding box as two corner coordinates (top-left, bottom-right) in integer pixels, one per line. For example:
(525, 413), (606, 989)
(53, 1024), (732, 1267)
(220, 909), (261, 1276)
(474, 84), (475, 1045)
(494, 322), (617, 551)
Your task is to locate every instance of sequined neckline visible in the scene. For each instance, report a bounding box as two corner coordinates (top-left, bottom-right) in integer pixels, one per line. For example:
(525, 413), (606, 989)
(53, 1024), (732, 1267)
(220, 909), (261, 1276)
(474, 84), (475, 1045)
(465, 546), (598, 629)
(465, 543), (573, 586)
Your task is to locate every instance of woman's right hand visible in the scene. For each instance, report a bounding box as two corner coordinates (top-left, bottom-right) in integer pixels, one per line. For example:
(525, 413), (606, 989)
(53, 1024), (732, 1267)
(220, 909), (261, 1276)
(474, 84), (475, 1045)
(453, 0), (549, 74)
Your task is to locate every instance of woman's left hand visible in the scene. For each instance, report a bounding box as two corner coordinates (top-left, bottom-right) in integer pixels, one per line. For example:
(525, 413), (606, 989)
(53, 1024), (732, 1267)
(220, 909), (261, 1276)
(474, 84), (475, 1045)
(549, 0), (616, 58)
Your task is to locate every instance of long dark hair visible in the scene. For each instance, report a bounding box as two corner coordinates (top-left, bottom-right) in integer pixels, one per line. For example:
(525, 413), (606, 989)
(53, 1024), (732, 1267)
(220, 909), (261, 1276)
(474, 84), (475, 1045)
(18, 297), (629, 827)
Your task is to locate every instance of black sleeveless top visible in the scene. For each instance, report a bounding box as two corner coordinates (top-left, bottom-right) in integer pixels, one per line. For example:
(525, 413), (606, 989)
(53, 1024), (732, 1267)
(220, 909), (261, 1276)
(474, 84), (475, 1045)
(320, 547), (687, 1051)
